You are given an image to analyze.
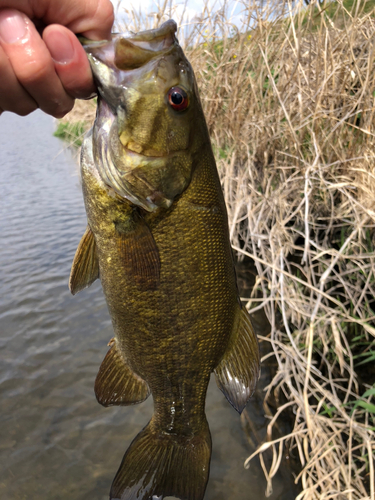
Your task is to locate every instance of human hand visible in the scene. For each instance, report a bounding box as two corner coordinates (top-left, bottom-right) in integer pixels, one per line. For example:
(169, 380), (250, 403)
(0, 0), (114, 117)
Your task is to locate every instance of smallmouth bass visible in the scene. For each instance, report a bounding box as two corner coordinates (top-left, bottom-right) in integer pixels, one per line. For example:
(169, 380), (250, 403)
(70, 20), (260, 500)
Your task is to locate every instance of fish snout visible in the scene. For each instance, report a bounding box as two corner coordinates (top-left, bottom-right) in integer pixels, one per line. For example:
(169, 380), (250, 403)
(114, 20), (178, 71)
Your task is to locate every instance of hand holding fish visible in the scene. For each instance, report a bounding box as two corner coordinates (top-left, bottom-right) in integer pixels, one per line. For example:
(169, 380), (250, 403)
(0, 0), (114, 117)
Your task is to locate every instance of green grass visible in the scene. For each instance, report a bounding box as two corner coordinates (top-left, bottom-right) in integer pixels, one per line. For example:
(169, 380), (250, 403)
(53, 121), (88, 148)
(295, 0), (375, 31)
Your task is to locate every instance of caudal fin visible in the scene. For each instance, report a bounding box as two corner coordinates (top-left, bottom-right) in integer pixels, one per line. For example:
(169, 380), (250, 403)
(110, 419), (211, 500)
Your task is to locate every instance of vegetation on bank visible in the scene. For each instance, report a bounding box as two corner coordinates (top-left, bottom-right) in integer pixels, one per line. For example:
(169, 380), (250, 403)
(54, 98), (96, 147)
(54, 120), (87, 147)
(57, 1), (375, 498)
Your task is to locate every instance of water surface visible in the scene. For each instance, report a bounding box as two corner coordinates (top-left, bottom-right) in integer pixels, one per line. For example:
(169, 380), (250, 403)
(0, 111), (299, 499)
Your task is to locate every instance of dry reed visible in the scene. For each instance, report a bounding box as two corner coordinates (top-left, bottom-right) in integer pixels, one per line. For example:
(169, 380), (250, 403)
(62, 1), (375, 498)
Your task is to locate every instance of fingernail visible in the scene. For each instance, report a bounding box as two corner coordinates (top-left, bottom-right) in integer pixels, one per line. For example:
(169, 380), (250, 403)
(0, 10), (27, 44)
(45, 30), (75, 64)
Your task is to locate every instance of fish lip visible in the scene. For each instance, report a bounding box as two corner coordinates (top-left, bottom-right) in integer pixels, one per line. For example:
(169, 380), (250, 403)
(126, 20), (177, 44)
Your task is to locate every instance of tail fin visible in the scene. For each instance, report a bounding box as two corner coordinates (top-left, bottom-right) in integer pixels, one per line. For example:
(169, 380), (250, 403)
(110, 419), (212, 500)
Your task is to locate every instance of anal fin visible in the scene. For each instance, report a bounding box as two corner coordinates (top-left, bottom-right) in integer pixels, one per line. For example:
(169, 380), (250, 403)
(116, 210), (160, 291)
(95, 338), (150, 407)
(69, 225), (99, 295)
(214, 306), (260, 414)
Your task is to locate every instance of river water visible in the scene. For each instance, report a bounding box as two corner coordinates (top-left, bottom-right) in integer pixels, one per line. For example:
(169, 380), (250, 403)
(0, 110), (299, 500)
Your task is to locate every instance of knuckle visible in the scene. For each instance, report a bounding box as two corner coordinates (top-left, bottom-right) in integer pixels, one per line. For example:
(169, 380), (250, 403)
(3, 101), (37, 116)
(105, 3), (115, 26)
(50, 100), (74, 119)
(17, 105), (36, 116)
(97, 0), (115, 31)
(65, 78), (92, 99)
(16, 106), (38, 116)
(18, 59), (51, 86)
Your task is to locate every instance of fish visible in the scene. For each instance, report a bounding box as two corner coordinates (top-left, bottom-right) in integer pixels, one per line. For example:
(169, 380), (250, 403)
(70, 19), (260, 500)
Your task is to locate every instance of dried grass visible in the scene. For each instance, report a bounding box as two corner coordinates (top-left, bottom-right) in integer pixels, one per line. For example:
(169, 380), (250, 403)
(194, 1), (375, 498)
(62, 0), (375, 497)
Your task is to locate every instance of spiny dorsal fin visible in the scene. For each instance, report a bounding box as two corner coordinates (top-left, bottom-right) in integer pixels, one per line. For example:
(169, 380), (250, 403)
(214, 306), (260, 414)
(116, 211), (160, 291)
(69, 225), (99, 295)
(95, 338), (150, 407)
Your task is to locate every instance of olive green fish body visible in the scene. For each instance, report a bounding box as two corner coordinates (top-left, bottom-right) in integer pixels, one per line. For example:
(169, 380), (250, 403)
(82, 135), (236, 432)
(71, 20), (260, 500)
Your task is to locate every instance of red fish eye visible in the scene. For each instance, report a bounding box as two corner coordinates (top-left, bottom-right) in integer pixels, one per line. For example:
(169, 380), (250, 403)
(167, 87), (189, 111)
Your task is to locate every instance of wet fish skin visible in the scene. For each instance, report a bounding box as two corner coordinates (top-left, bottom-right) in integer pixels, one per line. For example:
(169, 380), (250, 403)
(71, 20), (260, 500)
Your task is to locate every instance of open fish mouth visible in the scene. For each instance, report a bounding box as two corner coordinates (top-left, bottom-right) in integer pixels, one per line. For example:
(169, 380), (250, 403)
(113, 20), (177, 70)
(81, 19), (178, 82)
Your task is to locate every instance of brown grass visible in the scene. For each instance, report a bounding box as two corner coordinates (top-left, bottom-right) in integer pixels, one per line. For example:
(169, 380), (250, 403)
(61, 1), (375, 498)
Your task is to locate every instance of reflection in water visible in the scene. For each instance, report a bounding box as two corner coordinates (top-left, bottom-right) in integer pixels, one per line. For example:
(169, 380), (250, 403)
(0, 111), (299, 499)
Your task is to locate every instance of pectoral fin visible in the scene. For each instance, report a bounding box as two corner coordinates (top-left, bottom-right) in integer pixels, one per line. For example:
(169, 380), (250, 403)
(214, 306), (260, 414)
(69, 226), (99, 295)
(95, 338), (150, 407)
(116, 211), (160, 291)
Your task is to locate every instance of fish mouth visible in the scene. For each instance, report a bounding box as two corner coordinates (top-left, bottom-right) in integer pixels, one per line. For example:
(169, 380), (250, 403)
(82, 20), (178, 73)
(114, 20), (178, 70)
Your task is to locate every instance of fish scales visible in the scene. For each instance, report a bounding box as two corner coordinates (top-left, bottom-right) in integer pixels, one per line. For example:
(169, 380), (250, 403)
(82, 142), (236, 428)
(71, 19), (260, 500)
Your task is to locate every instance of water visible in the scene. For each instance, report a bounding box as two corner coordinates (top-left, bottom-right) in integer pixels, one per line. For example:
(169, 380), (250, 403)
(0, 111), (299, 499)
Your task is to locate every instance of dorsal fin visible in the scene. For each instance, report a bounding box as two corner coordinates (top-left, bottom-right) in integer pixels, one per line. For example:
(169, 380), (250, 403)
(69, 225), (99, 295)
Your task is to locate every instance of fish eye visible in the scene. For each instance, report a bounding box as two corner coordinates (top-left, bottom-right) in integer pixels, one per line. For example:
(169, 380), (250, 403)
(167, 87), (189, 111)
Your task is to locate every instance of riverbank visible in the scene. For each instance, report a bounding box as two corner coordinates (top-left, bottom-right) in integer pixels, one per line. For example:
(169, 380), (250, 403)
(58, 1), (375, 498)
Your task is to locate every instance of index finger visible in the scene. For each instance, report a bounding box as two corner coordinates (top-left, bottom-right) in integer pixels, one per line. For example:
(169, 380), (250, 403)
(0, 0), (114, 40)
(41, 0), (114, 41)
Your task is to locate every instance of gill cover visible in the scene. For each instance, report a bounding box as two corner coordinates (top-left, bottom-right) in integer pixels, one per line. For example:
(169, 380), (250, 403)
(83, 20), (202, 212)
